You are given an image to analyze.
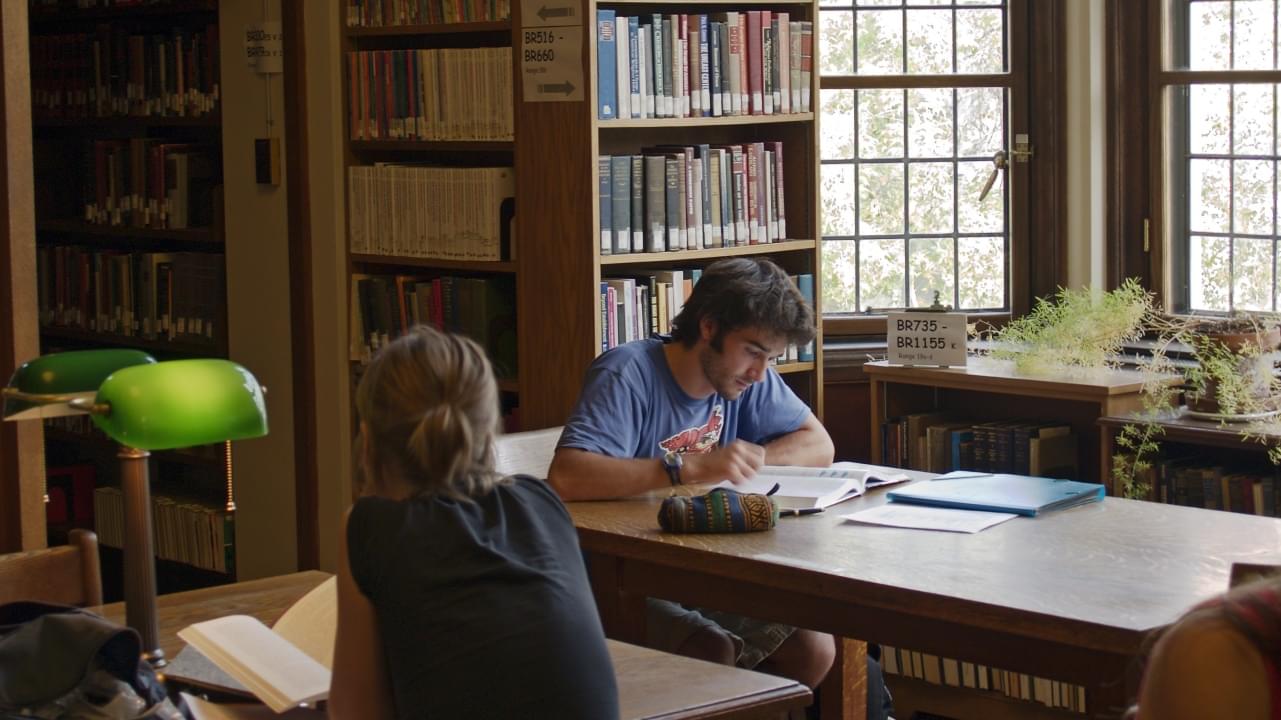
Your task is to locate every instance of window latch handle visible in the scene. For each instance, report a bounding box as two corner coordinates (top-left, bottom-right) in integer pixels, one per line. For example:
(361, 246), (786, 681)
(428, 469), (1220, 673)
(978, 150), (1007, 202)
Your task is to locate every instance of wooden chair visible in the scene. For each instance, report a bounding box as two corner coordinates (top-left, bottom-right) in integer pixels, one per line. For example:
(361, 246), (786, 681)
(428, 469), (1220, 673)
(0, 528), (103, 607)
(494, 426), (562, 479)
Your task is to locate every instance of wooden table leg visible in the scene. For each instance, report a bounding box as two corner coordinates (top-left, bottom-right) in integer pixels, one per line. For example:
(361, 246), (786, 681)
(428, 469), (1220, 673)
(1087, 676), (1132, 720)
(820, 637), (867, 720)
(587, 551), (647, 645)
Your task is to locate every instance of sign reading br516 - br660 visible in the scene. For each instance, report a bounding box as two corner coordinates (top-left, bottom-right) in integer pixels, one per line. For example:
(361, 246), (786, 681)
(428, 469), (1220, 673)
(887, 312), (968, 367)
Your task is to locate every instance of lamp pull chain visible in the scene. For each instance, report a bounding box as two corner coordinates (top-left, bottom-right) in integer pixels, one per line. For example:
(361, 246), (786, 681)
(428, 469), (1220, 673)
(224, 440), (236, 513)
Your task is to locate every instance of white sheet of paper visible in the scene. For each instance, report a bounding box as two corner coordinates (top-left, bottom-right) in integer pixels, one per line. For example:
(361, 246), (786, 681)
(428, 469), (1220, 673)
(183, 693), (324, 720)
(840, 504), (1018, 533)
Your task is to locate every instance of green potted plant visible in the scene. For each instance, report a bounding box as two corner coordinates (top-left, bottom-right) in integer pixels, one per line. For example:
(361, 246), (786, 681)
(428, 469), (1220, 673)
(1114, 312), (1281, 499)
(974, 282), (1281, 499)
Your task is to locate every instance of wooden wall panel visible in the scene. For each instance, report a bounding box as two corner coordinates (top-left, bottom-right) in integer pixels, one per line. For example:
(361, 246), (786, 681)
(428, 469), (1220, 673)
(0, 0), (43, 552)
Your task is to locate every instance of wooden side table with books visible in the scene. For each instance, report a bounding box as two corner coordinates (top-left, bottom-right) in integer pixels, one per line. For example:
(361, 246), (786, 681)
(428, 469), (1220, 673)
(865, 358), (1179, 490)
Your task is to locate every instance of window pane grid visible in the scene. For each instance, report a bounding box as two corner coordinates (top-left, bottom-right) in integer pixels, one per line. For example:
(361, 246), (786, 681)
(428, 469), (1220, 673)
(1181, 81), (1280, 312)
(820, 4), (1010, 314)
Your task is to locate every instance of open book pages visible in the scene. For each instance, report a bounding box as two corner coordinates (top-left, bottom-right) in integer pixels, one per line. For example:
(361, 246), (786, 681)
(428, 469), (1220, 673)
(175, 577), (337, 713)
(716, 465), (869, 510)
(830, 462), (911, 490)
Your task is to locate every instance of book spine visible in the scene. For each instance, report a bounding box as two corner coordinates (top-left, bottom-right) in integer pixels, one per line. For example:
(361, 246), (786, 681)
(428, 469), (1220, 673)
(598, 155), (612, 254)
(628, 17), (642, 117)
(630, 155), (645, 252)
(596, 9), (617, 120)
(610, 154), (631, 254)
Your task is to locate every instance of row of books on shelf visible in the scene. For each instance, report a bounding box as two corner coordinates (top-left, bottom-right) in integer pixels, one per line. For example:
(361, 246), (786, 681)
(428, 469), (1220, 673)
(31, 0), (203, 9)
(346, 48), (513, 141)
(883, 413), (1079, 479)
(350, 273), (517, 378)
(347, 164), (513, 261)
(37, 245), (223, 344)
(599, 269), (815, 362)
(31, 26), (220, 120)
(81, 139), (217, 229)
(596, 11), (813, 121)
(93, 486), (233, 574)
(881, 645), (1086, 714)
(1152, 457), (1280, 517)
(598, 142), (787, 255)
(344, 0), (509, 27)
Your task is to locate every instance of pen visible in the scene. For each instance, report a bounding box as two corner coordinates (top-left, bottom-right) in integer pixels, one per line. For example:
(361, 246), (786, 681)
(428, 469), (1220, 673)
(779, 507), (825, 517)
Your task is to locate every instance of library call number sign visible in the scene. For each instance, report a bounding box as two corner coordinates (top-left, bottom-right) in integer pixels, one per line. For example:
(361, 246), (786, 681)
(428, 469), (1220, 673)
(520, 0), (585, 102)
(887, 312), (968, 367)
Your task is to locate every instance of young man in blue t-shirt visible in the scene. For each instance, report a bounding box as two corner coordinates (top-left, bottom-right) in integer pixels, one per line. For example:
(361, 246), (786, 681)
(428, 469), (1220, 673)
(550, 258), (893, 719)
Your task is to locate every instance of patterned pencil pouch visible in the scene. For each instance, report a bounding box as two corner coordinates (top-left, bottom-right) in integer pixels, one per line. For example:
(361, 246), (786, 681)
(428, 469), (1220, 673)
(657, 486), (779, 533)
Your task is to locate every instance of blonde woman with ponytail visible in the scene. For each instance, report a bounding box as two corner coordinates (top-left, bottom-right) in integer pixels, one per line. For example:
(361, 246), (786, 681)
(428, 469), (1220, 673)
(329, 326), (619, 719)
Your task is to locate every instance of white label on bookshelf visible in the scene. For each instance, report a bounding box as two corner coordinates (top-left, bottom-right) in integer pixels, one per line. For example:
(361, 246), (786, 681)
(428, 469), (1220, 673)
(520, 27), (585, 102)
(520, 0), (581, 27)
(245, 22), (283, 75)
(887, 312), (968, 368)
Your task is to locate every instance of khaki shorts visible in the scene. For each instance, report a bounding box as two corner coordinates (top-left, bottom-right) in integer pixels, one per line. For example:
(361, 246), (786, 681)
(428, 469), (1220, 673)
(645, 598), (795, 669)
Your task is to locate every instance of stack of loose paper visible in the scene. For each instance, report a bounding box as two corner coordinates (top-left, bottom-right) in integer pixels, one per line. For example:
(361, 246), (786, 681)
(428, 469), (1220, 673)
(841, 504), (1018, 533)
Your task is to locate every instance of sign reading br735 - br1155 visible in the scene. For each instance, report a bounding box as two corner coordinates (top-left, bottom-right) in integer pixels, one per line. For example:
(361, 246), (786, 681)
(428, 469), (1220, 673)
(886, 311), (968, 367)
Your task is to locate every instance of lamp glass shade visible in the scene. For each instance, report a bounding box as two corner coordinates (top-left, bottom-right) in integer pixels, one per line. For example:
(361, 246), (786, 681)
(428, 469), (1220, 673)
(3, 349), (156, 420)
(89, 359), (268, 450)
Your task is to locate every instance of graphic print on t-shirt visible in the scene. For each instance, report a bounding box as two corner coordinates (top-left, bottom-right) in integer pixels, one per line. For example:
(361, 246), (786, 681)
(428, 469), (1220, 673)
(658, 405), (723, 455)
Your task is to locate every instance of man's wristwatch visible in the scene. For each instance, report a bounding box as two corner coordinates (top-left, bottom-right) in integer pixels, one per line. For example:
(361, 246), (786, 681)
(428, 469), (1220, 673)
(661, 450), (683, 486)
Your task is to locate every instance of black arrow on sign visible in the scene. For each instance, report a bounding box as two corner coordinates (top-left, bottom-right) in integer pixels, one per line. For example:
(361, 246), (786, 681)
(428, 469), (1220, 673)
(538, 81), (575, 95)
(537, 5), (573, 20)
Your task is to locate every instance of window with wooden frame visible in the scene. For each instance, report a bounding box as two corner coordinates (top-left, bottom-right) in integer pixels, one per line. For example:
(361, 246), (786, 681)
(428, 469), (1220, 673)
(1112, 0), (1281, 313)
(820, 0), (1065, 336)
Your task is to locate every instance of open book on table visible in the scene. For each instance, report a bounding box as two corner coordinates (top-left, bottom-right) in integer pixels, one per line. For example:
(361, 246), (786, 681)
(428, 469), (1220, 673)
(715, 464), (910, 511)
(172, 577), (336, 713)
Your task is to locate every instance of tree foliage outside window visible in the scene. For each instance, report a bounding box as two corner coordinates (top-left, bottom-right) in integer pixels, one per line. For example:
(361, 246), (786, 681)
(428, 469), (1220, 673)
(1172, 1), (1281, 313)
(819, 2), (1010, 315)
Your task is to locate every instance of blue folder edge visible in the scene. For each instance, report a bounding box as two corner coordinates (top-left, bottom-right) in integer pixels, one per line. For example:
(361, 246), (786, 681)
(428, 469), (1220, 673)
(885, 476), (1106, 517)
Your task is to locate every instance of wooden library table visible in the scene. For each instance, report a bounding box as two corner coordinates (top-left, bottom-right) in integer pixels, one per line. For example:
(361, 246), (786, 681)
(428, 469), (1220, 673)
(570, 475), (1281, 720)
(94, 570), (811, 720)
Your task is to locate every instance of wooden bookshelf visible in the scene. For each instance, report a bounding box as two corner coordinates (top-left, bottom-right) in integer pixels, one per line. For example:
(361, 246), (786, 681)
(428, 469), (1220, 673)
(514, 0), (825, 428)
(28, 2), (234, 582)
(33, 115), (221, 130)
(341, 5), (521, 426)
(599, 239), (817, 266)
(344, 19), (511, 37)
(39, 326), (223, 357)
(351, 254), (516, 273)
(865, 358), (1181, 488)
(37, 219), (221, 245)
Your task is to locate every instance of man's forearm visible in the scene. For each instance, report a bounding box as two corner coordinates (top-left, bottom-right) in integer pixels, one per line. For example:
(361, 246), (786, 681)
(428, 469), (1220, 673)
(547, 448), (669, 501)
(763, 413), (835, 468)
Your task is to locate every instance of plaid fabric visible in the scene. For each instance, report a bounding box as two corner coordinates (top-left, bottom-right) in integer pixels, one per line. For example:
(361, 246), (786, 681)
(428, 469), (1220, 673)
(657, 488), (778, 533)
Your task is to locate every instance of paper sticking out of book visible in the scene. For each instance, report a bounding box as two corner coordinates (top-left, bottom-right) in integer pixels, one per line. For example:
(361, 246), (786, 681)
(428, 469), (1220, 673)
(840, 504), (1019, 533)
(830, 461), (911, 490)
(173, 577), (337, 713)
(182, 693), (324, 720)
(715, 464), (907, 511)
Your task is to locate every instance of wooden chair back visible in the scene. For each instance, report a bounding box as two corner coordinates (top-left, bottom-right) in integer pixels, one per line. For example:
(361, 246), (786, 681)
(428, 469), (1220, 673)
(495, 426), (562, 479)
(0, 528), (103, 607)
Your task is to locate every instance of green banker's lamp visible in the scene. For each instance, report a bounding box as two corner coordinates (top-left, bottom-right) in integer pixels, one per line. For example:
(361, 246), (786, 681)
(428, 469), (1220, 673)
(3, 349), (268, 665)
